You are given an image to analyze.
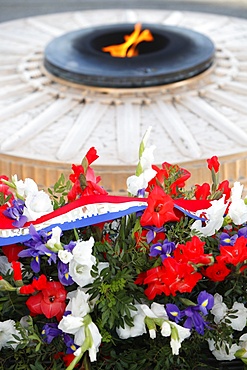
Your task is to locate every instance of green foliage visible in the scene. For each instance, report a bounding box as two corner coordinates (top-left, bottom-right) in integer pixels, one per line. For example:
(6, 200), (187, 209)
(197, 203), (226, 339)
(48, 173), (71, 209)
(0, 192), (12, 205)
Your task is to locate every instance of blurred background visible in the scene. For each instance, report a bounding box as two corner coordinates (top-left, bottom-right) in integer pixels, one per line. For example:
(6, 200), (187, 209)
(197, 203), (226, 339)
(0, 0), (247, 23)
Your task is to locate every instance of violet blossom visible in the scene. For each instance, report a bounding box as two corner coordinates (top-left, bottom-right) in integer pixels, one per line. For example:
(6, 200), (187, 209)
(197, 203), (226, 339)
(3, 199), (28, 228)
(18, 225), (57, 273)
(149, 239), (176, 261)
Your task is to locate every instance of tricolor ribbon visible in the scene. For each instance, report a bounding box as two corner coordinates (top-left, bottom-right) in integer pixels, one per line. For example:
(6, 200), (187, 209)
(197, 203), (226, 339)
(0, 195), (210, 246)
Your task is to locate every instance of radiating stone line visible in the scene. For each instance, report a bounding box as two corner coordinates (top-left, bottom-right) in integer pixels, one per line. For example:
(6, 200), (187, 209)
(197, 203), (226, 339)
(57, 102), (108, 161)
(151, 100), (201, 158)
(0, 90), (50, 122)
(116, 102), (140, 163)
(178, 95), (247, 145)
(1, 98), (79, 151)
(201, 88), (247, 115)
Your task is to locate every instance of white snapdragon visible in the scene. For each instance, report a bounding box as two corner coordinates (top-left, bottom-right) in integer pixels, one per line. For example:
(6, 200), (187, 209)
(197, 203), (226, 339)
(127, 168), (156, 197)
(211, 294), (247, 331)
(46, 226), (62, 251)
(58, 249), (73, 264)
(126, 126), (156, 196)
(191, 196), (228, 237)
(58, 288), (101, 362)
(228, 182), (247, 225)
(208, 339), (240, 361)
(23, 190), (53, 221)
(168, 323), (191, 356)
(116, 304), (147, 339)
(116, 302), (190, 355)
(235, 334), (247, 361)
(69, 237), (96, 287)
(12, 176), (38, 197)
(0, 320), (20, 350)
(211, 293), (227, 324)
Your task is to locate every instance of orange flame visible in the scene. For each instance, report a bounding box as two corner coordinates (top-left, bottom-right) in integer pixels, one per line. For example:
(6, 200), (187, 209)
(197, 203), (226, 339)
(102, 23), (154, 58)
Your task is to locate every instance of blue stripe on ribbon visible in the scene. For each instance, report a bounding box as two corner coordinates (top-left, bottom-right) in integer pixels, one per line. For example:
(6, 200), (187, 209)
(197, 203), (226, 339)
(0, 203), (206, 247)
(0, 205), (147, 246)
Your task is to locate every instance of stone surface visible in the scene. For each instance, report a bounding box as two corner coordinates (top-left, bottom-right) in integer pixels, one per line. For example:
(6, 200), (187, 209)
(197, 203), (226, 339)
(0, 9), (247, 191)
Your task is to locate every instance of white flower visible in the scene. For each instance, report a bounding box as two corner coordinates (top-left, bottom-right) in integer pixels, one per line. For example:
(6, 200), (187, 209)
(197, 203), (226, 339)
(0, 256), (12, 275)
(211, 293), (227, 324)
(46, 226), (62, 251)
(12, 176), (38, 197)
(231, 181), (244, 202)
(0, 320), (20, 350)
(58, 288), (101, 362)
(58, 249), (73, 264)
(23, 190), (53, 221)
(126, 126), (156, 196)
(226, 302), (247, 331)
(161, 321), (191, 355)
(208, 339), (240, 361)
(127, 168), (156, 196)
(228, 182), (247, 225)
(235, 334), (247, 359)
(116, 304), (147, 339)
(140, 145), (156, 171)
(116, 301), (190, 356)
(191, 196), (228, 236)
(211, 294), (247, 331)
(69, 237), (96, 287)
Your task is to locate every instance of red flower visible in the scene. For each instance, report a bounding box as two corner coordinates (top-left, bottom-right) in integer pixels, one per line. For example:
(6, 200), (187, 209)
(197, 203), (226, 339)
(142, 258), (202, 299)
(85, 147), (99, 165)
(11, 261), (22, 281)
(207, 155), (220, 173)
(173, 236), (212, 265)
(140, 186), (179, 228)
(20, 274), (48, 294)
(218, 236), (247, 266)
(204, 260), (231, 282)
(2, 244), (24, 262)
(161, 258), (202, 296)
(218, 180), (231, 201)
(26, 281), (67, 321)
(143, 266), (170, 299)
(147, 162), (191, 196)
(195, 183), (211, 200)
(68, 148), (107, 201)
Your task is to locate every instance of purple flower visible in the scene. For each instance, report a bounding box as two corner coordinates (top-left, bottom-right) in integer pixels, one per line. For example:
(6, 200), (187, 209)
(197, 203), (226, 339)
(197, 291), (214, 315)
(219, 232), (238, 247)
(166, 303), (183, 323)
(42, 323), (78, 353)
(144, 226), (166, 244)
(149, 239), (175, 261)
(63, 333), (79, 354)
(18, 225), (57, 273)
(3, 199), (28, 227)
(238, 226), (247, 238)
(42, 323), (62, 344)
(58, 260), (73, 286)
(183, 306), (209, 335)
